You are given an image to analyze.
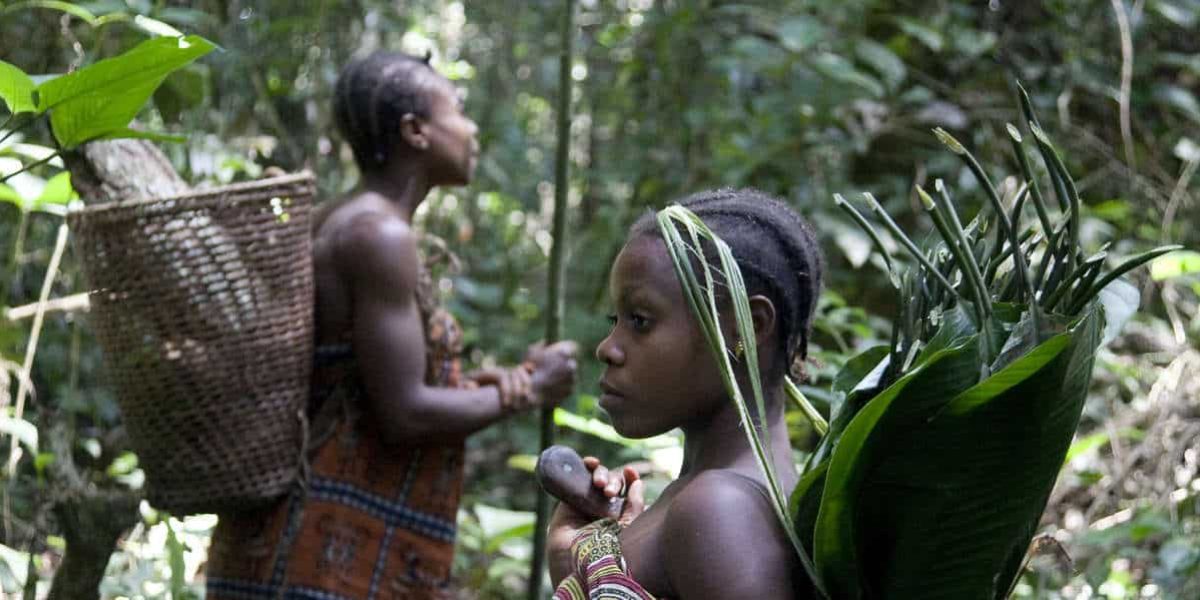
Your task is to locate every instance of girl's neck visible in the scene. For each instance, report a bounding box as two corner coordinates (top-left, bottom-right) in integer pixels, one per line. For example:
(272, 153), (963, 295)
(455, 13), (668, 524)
(678, 387), (796, 487)
(360, 159), (432, 222)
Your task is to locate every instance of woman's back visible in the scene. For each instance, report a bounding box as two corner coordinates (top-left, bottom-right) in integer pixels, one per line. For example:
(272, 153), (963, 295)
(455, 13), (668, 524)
(311, 191), (400, 347)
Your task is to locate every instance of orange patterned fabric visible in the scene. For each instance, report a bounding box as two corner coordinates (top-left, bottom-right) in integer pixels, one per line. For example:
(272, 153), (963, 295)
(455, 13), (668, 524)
(206, 297), (468, 600)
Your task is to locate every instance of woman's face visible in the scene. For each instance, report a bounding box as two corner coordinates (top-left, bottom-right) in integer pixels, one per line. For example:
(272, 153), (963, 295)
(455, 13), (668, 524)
(595, 235), (728, 438)
(421, 76), (479, 186)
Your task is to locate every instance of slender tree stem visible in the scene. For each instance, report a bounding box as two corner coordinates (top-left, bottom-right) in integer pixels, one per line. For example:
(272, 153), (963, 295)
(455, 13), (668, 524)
(0, 152), (61, 184)
(8, 224), (70, 475)
(529, 2), (575, 597)
(0, 115), (38, 148)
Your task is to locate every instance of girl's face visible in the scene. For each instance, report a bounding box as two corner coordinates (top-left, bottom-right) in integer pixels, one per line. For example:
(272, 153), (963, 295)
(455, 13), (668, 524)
(421, 76), (479, 186)
(596, 235), (728, 438)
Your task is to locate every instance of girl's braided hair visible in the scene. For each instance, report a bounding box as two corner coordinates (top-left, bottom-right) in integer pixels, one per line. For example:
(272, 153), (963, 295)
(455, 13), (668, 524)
(631, 188), (824, 379)
(333, 50), (436, 173)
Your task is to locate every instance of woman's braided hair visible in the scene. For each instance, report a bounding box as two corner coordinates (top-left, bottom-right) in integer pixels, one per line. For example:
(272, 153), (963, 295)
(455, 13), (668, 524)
(333, 50), (437, 173)
(631, 188), (824, 379)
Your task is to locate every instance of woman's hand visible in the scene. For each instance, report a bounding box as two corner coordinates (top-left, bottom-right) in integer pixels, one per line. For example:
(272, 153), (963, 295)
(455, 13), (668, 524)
(526, 340), (579, 408)
(465, 366), (534, 411)
(547, 457), (645, 586)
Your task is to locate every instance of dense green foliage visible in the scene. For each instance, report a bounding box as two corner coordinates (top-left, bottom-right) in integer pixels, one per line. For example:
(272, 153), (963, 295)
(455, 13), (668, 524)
(0, 1), (1198, 598)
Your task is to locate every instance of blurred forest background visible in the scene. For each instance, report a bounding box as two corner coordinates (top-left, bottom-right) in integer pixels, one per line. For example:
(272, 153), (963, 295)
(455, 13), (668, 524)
(1, 0), (1198, 598)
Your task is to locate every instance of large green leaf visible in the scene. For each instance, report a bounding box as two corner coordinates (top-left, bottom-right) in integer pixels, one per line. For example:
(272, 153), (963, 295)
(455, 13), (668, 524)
(33, 171), (76, 210)
(816, 306), (1102, 600)
(35, 35), (215, 148)
(854, 39), (906, 91)
(814, 340), (982, 599)
(811, 53), (885, 98)
(2, 1), (99, 25)
(0, 183), (23, 207)
(1150, 249), (1200, 281)
(0, 61), (37, 115)
(831, 345), (889, 399)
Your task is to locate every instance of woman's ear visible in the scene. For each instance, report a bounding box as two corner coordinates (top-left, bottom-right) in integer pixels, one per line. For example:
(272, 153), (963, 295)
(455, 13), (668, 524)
(399, 113), (429, 150)
(747, 294), (777, 350)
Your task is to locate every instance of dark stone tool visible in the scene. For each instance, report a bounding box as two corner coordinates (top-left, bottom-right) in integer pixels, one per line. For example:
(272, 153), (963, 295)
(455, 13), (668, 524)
(535, 445), (625, 520)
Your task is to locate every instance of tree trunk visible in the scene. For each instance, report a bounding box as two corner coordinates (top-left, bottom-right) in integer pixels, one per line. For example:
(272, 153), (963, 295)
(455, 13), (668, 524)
(65, 139), (189, 204)
(47, 492), (141, 600)
(43, 138), (188, 599)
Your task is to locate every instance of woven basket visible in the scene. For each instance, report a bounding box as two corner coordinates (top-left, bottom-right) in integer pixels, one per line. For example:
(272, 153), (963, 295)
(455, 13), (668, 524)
(68, 172), (316, 514)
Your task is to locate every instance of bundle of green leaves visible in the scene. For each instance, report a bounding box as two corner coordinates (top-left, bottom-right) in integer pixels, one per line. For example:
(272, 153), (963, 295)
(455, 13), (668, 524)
(657, 85), (1179, 600)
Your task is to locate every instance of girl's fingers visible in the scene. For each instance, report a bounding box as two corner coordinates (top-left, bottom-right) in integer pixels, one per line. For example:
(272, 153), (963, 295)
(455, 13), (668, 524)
(605, 469), (624, 497)
(617, 479), (645, 527)
(591, 464), (610, 490)
(623, 465), (640, 484)
(583, 456), (600, 469)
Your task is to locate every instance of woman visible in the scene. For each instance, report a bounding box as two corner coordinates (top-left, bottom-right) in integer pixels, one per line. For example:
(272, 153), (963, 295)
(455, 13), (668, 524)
(206, 51), (578, 600)
(547, 189), (823, 599)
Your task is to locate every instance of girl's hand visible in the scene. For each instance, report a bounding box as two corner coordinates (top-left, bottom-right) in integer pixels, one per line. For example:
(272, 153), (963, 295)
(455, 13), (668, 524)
(547, 457), (645, 585)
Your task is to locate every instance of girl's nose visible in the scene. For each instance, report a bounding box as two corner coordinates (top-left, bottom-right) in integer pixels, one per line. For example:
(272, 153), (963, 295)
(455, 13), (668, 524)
(596, 334), (624, 366)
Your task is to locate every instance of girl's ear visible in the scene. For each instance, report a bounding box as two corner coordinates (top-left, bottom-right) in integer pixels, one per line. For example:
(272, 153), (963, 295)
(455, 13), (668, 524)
(747, 294), (777, 350)
(399, 113), (429, 151)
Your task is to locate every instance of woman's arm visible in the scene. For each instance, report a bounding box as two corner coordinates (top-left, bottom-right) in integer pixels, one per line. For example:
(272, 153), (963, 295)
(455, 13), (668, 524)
(338, 213), (575, 444)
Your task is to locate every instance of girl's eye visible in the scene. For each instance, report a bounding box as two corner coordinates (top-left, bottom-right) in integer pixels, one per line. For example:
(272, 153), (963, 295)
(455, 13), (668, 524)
(629, 313), (651, 331)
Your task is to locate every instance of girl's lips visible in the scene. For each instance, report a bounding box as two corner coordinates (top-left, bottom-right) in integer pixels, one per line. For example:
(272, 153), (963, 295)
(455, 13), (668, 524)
(598, 380), (624, 407)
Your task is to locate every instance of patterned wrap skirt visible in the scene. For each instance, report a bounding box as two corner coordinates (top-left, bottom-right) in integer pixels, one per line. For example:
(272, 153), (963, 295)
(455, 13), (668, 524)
(206, 308), (467, 600)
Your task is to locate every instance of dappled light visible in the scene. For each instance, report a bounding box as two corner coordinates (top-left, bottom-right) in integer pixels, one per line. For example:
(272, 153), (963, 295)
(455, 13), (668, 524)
(0, 1), (1197, 599)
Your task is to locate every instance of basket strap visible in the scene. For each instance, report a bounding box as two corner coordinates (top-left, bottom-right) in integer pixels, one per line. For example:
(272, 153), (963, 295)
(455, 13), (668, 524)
(266, 408), (313, 600)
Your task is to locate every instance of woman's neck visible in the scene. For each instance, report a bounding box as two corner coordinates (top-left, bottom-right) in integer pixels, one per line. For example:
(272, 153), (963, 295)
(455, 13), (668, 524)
(360, 160), (432, 222)
(678, 387), (796, 488)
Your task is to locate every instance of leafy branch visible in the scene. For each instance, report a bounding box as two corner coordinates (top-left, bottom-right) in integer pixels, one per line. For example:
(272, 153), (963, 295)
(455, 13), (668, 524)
(0, 35), (215, 174)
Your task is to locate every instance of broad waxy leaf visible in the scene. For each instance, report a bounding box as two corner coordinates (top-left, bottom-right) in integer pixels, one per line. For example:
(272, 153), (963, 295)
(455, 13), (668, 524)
(0, 61), (37, 115)
(814, 340), (983, 598)
(831, 345), (889, 399)
(36, 35), (215, 148)
(814, 307), (1102, 600)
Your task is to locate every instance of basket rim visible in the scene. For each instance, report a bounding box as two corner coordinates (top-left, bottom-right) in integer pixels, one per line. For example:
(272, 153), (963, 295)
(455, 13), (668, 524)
(68, 170), (317, 217)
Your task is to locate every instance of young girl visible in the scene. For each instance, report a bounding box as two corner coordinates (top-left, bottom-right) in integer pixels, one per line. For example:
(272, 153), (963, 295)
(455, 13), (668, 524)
(547, 189), (823, 599)
(205, 51), (577, 599)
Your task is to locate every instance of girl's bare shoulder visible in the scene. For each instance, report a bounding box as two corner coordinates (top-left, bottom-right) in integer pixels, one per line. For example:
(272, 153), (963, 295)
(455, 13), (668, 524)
(659, 469), (797, 599)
